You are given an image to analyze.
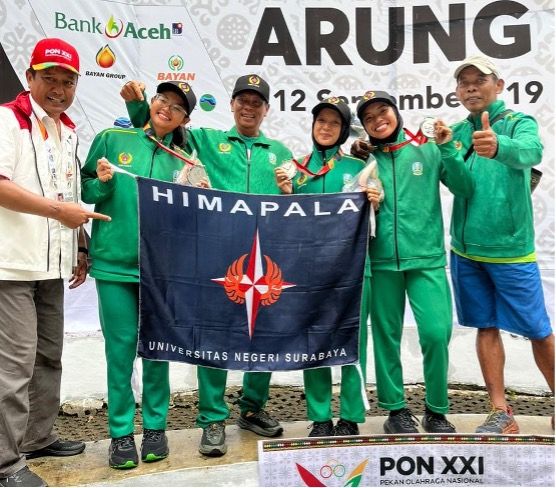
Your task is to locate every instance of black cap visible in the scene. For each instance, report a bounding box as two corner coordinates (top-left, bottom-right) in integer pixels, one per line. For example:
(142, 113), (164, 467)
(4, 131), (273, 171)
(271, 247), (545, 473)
(312, 97), (351, 125)
(232, 74), (270, 103)
(157, 81), (197, 114)
(356, 90), (396, 123)
(311, 97), (351, 147)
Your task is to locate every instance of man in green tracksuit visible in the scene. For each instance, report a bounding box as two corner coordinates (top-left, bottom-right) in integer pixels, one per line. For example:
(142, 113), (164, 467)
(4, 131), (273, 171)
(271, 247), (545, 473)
(82, 81), (198, 469)
(449, 55), (554, 434)
(275, 97), (379, 437)
(355, 90), (474, 434)
(122, 75), (292, 456)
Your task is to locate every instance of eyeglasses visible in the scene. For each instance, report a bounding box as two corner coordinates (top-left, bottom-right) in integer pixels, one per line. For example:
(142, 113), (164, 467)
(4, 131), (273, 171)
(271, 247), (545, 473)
(234, 96), (265, 108)
(153, 94), (188, 117)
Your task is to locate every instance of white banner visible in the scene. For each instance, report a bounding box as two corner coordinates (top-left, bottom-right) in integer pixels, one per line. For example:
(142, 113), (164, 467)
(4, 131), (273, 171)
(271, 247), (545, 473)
(0, 0), (553, 332)
(258, 434), (555, 487)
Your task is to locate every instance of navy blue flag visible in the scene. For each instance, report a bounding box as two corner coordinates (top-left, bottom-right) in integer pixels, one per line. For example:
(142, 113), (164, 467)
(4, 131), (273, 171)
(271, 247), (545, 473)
(137, 177), (369, 371)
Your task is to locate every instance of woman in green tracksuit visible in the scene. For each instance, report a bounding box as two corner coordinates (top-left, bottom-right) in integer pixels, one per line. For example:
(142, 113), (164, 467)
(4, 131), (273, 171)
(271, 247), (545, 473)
(81, 81), (197, 469)
(275, 97), (380, 437)
(121, 75), (292, 457)
(355, 90), (474, 434)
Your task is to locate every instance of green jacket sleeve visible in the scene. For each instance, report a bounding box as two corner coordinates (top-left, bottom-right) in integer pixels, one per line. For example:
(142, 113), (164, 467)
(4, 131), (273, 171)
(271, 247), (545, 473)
(438, 140), (474, 198)
(495, 115), (543, 170)
(125, 93), (150, 128)
(185, 128), (203, 156)
(81, 131), (117, 204)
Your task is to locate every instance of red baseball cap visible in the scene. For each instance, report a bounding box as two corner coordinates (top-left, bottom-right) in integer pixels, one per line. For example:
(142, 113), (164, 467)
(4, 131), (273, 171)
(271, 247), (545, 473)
(30, 38), (80, 75)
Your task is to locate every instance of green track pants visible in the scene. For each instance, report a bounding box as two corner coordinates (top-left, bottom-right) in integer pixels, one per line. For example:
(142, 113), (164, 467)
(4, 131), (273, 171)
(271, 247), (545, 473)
(370, 268), (452, 414)
(96, 280), (170, 438)
(303, 276), (371, 423)
(196, 367), (272, 428)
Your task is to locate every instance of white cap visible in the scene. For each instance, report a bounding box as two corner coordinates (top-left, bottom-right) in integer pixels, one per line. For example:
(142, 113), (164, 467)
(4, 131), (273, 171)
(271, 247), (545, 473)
(454, 55), (500, 79)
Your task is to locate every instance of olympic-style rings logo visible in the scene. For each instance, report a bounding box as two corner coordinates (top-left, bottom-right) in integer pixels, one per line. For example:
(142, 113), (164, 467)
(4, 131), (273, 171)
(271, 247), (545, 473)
(296, 459), (368, 487)
(319, 459), (345, 478)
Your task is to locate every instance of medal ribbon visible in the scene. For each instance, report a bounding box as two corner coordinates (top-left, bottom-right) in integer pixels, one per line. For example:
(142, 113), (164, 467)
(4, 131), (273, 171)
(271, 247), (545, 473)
(291, 149), (343, 178)
(381, 128), (428, 153)
(143, 123), (198, 167)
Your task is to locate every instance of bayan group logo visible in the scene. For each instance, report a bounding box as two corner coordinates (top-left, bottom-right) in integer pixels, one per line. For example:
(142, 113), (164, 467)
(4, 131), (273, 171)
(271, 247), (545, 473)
(86, 44), (125, 79)
(212, 230), (295, 339)
(96, 45), (116, 68)
(296, 459), (368, 487)
(55, 12), (174, 40)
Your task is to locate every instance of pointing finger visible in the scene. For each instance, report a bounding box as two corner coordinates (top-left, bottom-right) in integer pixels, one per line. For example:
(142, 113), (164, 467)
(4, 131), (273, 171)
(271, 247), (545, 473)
(87, 211), (111, 222)
(132, 82), (144, 101)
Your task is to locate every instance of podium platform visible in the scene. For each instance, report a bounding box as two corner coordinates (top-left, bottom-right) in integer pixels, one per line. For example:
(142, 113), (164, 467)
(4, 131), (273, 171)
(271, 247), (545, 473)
(28, 415), (554, 487)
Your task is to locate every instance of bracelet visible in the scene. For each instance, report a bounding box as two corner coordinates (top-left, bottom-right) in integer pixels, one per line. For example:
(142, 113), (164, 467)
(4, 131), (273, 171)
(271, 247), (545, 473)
(78, 246), (89, 255)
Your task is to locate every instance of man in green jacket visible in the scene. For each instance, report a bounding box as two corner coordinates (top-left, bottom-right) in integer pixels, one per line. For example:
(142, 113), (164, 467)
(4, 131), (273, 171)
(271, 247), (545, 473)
(122, 74), (292, 456)
(450, 55), (554, 433)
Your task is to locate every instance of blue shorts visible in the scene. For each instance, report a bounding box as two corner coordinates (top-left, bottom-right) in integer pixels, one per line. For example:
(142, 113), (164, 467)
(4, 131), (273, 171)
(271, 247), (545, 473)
(450, 252), (552, 340)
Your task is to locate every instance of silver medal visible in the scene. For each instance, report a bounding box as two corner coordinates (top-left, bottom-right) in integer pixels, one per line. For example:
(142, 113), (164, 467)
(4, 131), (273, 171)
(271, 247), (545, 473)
(186, 164), (208, 187)
(279, 161), (297, 180)
(420, 117), (437, 139)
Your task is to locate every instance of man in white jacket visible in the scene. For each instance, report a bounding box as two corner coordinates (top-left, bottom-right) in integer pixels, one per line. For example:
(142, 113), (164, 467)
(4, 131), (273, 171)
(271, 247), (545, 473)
(0, 38), (108, 487)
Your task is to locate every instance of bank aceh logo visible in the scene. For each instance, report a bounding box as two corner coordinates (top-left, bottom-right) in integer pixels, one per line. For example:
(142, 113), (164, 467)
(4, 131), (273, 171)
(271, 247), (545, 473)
(54, 12), (174, 40)
(212, 229), (295, 339)
(105, 15), (124, 38)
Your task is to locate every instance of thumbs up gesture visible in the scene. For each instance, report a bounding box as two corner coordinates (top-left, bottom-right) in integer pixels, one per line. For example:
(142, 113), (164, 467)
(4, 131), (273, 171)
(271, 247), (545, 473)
(472, 111), (498, 159)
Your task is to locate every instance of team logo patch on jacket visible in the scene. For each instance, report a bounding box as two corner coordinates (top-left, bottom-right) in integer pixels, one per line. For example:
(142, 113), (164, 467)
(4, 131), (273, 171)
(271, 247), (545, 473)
(412, 162), (423, 176)
(218, 143), (231, 153)
(118, 152), (133, 165)
(268, 152), (277, 165)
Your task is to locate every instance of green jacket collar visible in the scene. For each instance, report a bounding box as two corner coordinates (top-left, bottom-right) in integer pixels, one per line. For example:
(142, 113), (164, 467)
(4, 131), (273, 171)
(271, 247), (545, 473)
(311, 144), (342, 160)
(143, 123), (175, 146)
(466, 100), (506, 130)
(227, 125), (271, 146)
(374, 127), (407, 149)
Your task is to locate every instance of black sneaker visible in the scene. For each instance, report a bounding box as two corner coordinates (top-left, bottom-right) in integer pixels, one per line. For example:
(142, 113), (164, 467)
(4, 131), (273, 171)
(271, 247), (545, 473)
(24, 439), (86, 459)
(421, 408), (456, 433)
(384, 408), (419, 434)
(199, 422), (227, 457)
(334, 419), (359, 436)
(308, 420), (334, 437)
(141, 429), (169, 462)
(237, 410), (283, 437)
(109, 434), (138, 469)
(0, 467), (46, 487)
